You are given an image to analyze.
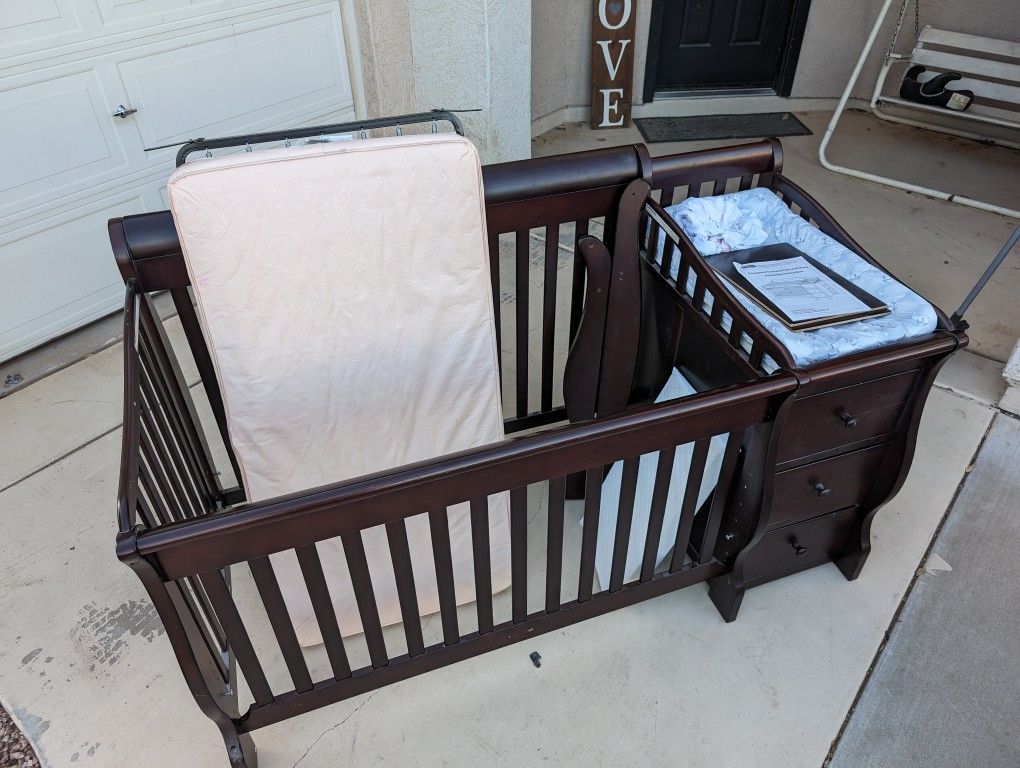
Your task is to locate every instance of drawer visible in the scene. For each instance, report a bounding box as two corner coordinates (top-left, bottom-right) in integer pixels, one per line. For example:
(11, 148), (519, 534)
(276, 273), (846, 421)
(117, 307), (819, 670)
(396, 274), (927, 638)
(744, 507), (857, 586)
(769, 443), (887, 529)
(777, 369), (919, 464)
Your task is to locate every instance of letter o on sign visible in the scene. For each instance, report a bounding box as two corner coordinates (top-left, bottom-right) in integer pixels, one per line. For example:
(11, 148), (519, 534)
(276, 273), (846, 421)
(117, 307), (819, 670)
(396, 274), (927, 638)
(598, 0), (632, 30)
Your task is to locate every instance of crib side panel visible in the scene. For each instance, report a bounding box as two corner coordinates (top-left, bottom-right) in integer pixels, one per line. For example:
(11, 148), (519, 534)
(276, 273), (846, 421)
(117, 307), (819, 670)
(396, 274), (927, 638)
(126, 372), (794, 733)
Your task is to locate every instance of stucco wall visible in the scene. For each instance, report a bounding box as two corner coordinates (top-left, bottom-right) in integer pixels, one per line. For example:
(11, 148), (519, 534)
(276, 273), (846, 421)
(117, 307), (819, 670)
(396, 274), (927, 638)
(531, 0), (1019, 120)
(352, 0), (532, 163)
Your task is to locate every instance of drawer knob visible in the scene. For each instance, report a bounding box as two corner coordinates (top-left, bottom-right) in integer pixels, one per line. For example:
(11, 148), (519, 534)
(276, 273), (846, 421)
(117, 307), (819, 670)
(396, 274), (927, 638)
(789, 536), (808, 557)
(813, 482), (832, 497)
(838, 409), (859, 428)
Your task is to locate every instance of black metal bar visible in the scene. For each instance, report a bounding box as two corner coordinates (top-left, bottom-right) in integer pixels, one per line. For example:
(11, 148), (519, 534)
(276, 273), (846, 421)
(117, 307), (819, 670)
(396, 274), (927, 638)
(175, 110), (466, 166)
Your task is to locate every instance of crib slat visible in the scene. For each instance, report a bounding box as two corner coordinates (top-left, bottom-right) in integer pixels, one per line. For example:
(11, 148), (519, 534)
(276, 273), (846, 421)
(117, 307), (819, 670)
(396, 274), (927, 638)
(609, 457), (640, 592)
(749, 339), (765, 369)
(384, 519), (426, 657)
(138, 441), (182, 525)
(469, 497), (494, 634)
(640, 446), (676, 582)
(515, 230), (530, 418)
(137, 303), (219, 504)
(545, 477), (566, 612)
(670, 438), (712, 572)
(248, 557), (313, 693)
(541, 224), (559, 413)
(135, 485), (163, 529)
(138, 414), (194, 521)
(341, 532), (388, 668)
(138, 379), (202, 519)
(660, 187), (676, 207)
(739, 174), (754, 191)
(569, 220), (590, 340)
(577, 467), (603, 602)
(660, 237), (677, 279)
(138, 343), (210, 510)
(184, 574), (227, 649)
(295, 544), (351, 679)
(488, 231), (502, 354)
(510, 487), (528, 623)
(688, 181), (702, 199)
(698, 431), (743, 566)
(427, 509), (460, 645)
(712, 178), (727, 196)
(170, 579), (229, 682)
(198, 569), (275, 706)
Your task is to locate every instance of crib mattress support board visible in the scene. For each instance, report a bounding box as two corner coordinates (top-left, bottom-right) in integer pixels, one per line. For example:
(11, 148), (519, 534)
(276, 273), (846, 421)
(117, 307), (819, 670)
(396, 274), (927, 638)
(109, 132), (965, 768)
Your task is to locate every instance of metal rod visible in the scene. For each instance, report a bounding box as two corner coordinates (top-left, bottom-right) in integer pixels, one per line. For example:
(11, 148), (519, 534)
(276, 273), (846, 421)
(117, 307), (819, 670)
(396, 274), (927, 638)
(951, 224), (1020, 329)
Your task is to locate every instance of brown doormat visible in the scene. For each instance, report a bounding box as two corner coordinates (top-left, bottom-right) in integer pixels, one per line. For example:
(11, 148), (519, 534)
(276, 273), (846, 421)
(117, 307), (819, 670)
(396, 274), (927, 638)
(634, 112), (811, 143)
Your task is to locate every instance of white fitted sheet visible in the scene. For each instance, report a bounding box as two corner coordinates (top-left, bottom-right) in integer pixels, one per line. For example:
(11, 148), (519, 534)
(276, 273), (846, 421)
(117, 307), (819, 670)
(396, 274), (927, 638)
(167, 134), (510, 646)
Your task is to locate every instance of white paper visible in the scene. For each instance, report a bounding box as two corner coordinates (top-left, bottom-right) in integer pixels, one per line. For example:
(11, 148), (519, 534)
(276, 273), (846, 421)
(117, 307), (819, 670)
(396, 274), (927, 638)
(733, 256), (869, 322)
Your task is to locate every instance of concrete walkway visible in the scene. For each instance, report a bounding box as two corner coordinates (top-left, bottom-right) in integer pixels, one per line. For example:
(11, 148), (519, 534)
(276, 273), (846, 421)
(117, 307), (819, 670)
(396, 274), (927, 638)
(829, 413), (1020, 768)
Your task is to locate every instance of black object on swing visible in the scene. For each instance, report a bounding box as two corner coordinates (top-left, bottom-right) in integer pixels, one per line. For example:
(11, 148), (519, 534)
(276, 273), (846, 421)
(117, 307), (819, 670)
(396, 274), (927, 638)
(899, 65), (974, 112)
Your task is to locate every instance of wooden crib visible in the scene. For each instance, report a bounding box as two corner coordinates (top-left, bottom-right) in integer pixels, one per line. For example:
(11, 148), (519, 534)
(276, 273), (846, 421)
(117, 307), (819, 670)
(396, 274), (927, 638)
(108, 125), (965, 767)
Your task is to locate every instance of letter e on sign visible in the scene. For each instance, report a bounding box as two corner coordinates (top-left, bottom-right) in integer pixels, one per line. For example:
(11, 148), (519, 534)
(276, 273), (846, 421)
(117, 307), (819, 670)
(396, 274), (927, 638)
(591, 0), (636, 129)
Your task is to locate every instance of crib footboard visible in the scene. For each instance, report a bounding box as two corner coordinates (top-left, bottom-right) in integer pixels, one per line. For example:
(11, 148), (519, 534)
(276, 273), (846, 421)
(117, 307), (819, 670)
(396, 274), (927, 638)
(116, 279), (796, 767)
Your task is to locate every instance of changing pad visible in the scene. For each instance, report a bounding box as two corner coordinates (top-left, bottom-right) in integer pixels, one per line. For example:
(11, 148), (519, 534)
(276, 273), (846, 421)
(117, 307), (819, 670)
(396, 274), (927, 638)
(167, 134), (510, 645)
(654, 188), (938, 367)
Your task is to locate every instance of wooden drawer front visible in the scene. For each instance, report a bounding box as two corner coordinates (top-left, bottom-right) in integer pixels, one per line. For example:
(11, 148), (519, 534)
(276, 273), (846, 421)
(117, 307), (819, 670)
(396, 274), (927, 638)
(770, 444), (887, 529)
(777, 369), (919, 464)
(745, 507), (857, 586)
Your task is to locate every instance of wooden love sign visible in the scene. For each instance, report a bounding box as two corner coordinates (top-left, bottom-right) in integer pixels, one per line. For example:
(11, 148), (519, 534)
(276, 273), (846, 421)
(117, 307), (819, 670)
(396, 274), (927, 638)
(590, 0), (636, 129)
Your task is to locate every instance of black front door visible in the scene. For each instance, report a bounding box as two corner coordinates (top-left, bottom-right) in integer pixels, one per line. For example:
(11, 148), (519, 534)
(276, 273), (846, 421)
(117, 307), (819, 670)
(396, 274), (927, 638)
(647, 0), (807, 95)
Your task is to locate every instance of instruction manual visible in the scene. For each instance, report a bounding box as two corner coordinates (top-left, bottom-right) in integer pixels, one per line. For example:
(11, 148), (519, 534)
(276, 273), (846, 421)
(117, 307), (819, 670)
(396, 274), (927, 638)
(733, 256), (870, 323)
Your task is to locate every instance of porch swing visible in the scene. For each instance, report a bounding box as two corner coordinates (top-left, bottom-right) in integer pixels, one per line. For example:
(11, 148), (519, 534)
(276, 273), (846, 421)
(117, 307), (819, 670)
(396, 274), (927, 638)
(819, 0), (1020, 219)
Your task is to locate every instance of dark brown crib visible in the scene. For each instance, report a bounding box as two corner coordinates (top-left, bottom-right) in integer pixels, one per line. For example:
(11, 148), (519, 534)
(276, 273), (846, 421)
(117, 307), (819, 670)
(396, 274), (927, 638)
(108, 134), (965, 767)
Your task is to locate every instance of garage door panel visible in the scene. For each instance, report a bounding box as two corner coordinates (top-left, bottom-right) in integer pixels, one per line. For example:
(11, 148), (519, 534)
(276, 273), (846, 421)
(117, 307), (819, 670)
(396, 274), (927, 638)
(0, 0), (81, 54)
(94, 0), (267, 27)
(118, 5), (353, 147)
(0, 69), (130, 222)
(0, 195), (144, 361)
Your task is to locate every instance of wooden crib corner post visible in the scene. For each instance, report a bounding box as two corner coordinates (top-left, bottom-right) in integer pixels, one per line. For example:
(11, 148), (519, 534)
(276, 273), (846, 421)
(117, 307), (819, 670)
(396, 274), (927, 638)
(116, 534), (257, 768)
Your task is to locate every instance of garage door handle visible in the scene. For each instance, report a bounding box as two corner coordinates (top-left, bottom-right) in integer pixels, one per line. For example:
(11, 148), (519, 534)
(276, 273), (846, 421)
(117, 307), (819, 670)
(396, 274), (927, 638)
(113, 104), (138, 119)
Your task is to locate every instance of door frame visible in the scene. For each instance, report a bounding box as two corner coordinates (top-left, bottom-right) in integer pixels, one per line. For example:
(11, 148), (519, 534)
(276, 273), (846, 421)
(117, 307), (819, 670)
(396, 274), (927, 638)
(642, 0), (813, 102)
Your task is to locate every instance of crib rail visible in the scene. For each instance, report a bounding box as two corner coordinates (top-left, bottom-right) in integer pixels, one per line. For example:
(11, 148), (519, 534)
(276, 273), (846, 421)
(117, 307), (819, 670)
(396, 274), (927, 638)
(119, 346), (795, 732)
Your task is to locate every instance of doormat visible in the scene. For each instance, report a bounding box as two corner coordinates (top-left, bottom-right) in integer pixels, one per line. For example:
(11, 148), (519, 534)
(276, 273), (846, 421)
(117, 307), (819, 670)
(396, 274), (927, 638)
(634, 112), (812, 143)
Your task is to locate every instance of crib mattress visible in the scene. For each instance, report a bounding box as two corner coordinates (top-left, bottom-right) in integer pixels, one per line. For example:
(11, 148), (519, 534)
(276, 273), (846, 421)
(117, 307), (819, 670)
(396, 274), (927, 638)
(655, 188), (938, 368)
(167, 134), (510, 645)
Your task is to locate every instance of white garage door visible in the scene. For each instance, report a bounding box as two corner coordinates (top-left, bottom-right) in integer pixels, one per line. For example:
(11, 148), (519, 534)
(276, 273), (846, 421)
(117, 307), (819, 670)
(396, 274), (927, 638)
(0, 0), (359, 361)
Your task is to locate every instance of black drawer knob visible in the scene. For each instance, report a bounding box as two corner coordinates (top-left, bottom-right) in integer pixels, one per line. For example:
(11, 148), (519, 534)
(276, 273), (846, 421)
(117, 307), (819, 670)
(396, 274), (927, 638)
(813, 482), (832, 497)
(838, 409), (859, 428)
(789, 536), (808, 557)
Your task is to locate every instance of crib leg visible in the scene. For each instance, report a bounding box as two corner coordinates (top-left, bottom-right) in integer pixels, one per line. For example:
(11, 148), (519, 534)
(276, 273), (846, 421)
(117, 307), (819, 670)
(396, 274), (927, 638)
(707, 573), (744, 623)
(221, 726), (258, 768)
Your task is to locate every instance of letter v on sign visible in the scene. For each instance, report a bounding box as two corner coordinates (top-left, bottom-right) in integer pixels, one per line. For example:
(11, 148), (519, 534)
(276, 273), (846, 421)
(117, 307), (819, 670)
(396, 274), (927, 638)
(596, 39), (631, 82)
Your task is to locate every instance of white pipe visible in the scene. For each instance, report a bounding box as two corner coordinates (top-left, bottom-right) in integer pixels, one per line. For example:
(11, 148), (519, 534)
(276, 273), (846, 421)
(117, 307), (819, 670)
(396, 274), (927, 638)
(818, 0), (1020, 221)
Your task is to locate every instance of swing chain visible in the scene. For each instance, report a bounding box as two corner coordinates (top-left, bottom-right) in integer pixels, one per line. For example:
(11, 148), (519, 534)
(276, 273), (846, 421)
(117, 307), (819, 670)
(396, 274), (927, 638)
(886, 0), (920, 60)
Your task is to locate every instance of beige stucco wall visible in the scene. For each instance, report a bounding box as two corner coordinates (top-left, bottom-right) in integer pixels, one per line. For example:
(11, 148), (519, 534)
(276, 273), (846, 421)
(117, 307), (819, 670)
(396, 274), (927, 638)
(352, 0), (532, 162)
(531, 0), (1019, 121)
